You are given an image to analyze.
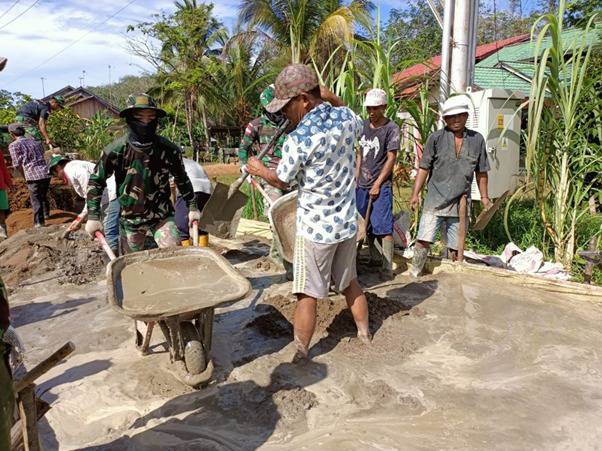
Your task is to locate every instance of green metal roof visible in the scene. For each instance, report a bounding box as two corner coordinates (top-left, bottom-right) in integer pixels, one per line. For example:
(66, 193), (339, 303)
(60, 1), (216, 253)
(478, 27), (601, 68)
(474, 67), (533, 94)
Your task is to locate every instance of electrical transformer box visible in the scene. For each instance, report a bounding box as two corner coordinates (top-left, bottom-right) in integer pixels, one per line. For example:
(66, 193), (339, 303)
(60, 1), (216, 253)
(467, 89), (524, 199)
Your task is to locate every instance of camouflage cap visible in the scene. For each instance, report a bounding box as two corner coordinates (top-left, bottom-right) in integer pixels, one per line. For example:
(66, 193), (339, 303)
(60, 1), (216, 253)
(52, 95), (66, 107)
(266, 64), (319, 114)
(48, 154), (70, 170)
(119, 93), (167, 118)
(260, 85), (275, 109)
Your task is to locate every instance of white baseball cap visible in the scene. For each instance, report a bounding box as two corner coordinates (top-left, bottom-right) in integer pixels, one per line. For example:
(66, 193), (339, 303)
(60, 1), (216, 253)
(442, 95), (470, 117)
(364, 88), (387, 107)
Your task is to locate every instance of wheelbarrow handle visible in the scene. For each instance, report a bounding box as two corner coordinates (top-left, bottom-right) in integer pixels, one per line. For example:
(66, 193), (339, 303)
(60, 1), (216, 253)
(191, 220), (199, 246)
(95, 231), (117, 261)
(230, 119), (290, 195)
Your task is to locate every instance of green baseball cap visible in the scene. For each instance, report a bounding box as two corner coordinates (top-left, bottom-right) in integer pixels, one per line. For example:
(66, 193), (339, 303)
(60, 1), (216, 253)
(260, 85), (275, 109)
(52, 95), (66, 107)
(48, 154), (70, 170)
(119, 93), (166, 118)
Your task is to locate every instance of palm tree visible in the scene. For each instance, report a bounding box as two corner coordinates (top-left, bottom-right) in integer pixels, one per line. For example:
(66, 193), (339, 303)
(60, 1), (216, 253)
(233, 0), (374, 64)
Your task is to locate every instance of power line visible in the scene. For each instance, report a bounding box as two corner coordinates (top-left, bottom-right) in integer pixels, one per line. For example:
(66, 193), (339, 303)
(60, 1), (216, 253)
(0, 0), (22, 21)
(2, 0), (138, 88)
(0, 0), (40, 31)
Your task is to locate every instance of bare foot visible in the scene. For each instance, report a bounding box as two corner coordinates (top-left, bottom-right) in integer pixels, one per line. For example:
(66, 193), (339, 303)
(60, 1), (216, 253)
(358, 333), (372, 345)
(292, 350), (308, 365)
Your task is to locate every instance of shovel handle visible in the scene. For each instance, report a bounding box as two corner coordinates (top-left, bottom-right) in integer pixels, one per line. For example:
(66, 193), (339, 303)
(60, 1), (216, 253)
(191, 220), (199, 246)
(231, 119), (290, 194)
(95, 231), (117, 261)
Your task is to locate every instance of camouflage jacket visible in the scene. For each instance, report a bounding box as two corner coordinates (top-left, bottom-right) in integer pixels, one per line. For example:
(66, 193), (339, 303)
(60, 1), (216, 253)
(238, 115), (286, 170)
(87, 135), (198, 228)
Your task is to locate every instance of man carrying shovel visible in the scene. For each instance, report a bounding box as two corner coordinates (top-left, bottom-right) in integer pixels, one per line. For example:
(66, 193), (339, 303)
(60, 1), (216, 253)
(48, 155), (120, 255)
(239, 85), (293, 266)
(409, 96), (491, 277)
(15, 95), (65, 146)
(356, 88), (400, 276)
(246, 64), (370, 363)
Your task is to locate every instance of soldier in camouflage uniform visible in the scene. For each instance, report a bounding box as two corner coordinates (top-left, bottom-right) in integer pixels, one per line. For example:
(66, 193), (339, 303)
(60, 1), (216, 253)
(15, 95), (65, 145)
(85, 94), (200, 253)
(239, 86), (293, 267)
(239, 86), (291, 204)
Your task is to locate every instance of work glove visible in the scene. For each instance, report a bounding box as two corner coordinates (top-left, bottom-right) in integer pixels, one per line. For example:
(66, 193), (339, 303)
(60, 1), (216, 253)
(188, 209), (201, 227)
(85, 219), (103, 239)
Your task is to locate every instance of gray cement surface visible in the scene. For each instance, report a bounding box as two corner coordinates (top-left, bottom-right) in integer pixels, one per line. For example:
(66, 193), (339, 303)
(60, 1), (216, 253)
(7, 236), (602, 450)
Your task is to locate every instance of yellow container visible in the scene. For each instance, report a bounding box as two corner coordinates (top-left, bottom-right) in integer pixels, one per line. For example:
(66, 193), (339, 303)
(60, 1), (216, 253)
(198, 231), (209, 247)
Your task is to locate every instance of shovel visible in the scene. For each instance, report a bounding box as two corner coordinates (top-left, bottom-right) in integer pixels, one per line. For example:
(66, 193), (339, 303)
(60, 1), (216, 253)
(198, 119), (290, 239)
(473, 190), (509, 231)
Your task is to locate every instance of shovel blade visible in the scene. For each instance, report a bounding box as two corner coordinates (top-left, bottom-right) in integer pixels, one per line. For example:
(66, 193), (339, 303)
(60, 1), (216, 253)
(198, 182), (249, 239)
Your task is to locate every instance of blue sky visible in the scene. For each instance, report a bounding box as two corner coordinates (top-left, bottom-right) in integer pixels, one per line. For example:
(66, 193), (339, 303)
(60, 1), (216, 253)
(0, 0), (510, 99)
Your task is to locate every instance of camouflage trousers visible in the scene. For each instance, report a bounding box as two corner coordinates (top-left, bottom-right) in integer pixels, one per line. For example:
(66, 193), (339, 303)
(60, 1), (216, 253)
(121, 216), (181, 254)
(15, 116), (43, 142)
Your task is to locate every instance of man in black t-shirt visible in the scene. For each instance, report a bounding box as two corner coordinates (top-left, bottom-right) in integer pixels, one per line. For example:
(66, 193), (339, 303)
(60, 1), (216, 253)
(15, 95), (65, 145)
(356, 88), (401, 275)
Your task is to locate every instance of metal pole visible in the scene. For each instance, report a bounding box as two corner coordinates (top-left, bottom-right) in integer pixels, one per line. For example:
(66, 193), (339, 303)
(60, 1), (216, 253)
(426, 0), (444, 29)
(450, 0), (471, 94)
(40, 77), (45, 97)
(438, 0), (455, 127)
(108, 65), (112, 104)
(466, 0), (479, 88)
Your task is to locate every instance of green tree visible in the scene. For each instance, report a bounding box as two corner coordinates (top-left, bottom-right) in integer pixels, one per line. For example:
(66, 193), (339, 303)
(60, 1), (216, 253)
(235, 0), (374, 64)
(87, 75), (156, 109)
(565, 0), (602, 26)
(126, 2), (228, 146)
(0, 90), (31, 110)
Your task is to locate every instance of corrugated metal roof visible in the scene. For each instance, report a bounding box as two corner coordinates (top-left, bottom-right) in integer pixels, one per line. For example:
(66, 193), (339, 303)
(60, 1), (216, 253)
(478, 28), (601, 68)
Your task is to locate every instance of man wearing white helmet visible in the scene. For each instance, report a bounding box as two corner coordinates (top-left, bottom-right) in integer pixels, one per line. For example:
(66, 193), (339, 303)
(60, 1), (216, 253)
(409, 95), (491, 277)
(356, 88), (400, 275)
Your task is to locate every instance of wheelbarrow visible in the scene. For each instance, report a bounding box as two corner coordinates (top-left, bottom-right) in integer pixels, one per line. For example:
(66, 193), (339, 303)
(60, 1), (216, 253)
(100, 233), (251, 388)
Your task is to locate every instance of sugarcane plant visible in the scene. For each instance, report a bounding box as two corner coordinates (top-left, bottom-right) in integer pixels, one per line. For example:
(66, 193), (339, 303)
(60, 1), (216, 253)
(515, 0), (602, 267)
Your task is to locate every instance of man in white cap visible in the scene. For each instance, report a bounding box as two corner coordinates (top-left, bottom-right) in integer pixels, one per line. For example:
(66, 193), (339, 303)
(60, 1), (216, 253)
(409, 95), (491, 277)
(356, 88), (400, 275)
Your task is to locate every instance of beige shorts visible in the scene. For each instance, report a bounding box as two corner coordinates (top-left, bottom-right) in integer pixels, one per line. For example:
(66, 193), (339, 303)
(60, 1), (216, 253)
(292, 235), (358, 299)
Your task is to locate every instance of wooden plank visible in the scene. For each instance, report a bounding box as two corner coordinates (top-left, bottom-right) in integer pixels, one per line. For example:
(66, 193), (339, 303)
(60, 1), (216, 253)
(13, 342), (75, 393)
(17, 385), (39, 451)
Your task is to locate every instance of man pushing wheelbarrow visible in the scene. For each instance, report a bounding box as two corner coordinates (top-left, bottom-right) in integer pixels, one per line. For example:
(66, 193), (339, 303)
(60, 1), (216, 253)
(85, 94), (201, 352)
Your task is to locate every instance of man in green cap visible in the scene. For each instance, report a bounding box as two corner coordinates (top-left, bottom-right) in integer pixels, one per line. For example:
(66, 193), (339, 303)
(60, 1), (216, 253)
(239, 85), (291, 204)
(239, 85), (292, 266)
(15, 95), (65, 146)
(85, 94), (199, 254)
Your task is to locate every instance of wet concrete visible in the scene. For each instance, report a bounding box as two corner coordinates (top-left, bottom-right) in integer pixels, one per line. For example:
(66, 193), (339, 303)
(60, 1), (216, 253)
(7, 236), (602, 449)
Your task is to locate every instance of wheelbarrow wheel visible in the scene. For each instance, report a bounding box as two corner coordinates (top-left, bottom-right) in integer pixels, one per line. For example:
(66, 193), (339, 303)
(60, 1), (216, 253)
(181, 322), (206, 375)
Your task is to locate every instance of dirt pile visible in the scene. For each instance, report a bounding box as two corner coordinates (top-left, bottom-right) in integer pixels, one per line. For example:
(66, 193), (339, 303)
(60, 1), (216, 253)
(6, 209), (76, 235)
(0, 225), (104, 291)
(7, 177), (82, 213)
(203, 163), (241, 179)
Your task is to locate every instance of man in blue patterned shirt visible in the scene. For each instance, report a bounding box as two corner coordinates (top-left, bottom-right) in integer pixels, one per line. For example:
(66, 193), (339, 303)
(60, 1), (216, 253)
(246, 64), (370, 363)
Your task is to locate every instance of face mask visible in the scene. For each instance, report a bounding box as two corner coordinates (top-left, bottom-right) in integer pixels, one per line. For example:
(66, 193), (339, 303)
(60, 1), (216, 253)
(264, 109), (286, 127)
(127, 117), (158, 145)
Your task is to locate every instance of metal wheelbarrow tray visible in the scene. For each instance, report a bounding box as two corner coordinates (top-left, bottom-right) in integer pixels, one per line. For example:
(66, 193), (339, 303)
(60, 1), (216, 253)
(269, 191), (366, 263)
(106, 247), (251, 387)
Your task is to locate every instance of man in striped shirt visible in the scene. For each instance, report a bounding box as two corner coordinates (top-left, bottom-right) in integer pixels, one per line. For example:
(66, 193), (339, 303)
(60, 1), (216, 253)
(8, 124), (51, 227)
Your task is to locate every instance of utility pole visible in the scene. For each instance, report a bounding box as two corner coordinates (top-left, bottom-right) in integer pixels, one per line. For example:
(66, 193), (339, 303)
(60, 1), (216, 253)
(438, 0), (455, 125)
(82, 70), (87, 87)
(450, 0), (471, 93)
(79, 77), (84, 87)
(108, 65), (112, 104)
(40, 77), (46, 97)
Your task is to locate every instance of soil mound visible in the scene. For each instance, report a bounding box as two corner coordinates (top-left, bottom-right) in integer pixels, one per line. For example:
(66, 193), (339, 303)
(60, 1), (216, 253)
(0, 225), (104, 291)
(6, 209), (76, 235)
(7, 178), (82, 213)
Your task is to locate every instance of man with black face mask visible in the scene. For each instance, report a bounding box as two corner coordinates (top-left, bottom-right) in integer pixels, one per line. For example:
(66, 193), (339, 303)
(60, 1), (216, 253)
(85, 94), (199, 253)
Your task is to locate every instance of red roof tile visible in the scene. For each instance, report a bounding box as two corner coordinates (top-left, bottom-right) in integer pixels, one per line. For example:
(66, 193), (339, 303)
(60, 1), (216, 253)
(393, 34), (530, 86)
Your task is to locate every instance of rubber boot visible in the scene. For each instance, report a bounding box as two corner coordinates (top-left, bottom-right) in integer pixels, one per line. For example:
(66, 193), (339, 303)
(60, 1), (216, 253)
(410, 246), (428, 278)
(181, 239), (190, 247)
(368, 236), (382, 267)
(382, 238), (394, 275)
(0, 223), (6, 241)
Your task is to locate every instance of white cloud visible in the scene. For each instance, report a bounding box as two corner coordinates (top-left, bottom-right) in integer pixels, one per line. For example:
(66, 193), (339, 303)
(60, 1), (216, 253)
(0, 0), (239, 98)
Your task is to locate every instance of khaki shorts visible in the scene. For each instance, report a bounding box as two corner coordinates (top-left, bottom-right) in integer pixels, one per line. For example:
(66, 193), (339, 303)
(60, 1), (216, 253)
(292, 235), (357, 299)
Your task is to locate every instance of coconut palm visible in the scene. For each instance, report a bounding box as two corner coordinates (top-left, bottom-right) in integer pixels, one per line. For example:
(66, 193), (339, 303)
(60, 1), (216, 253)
(233, 0), (375, 64)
